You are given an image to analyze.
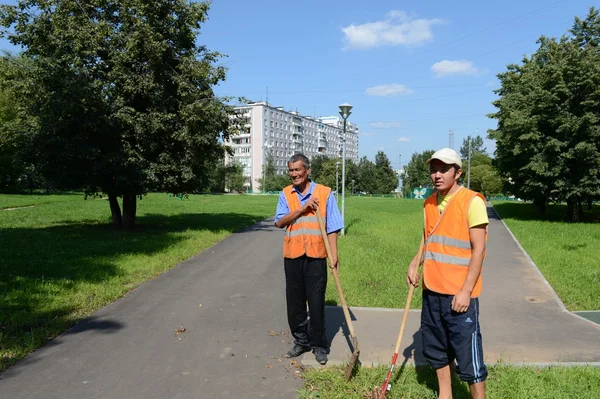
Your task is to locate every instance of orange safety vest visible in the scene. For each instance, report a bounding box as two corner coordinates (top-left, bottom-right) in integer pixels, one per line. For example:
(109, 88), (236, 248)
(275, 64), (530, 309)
(282, 183), (331, 259)
(422, 187), (486, 297)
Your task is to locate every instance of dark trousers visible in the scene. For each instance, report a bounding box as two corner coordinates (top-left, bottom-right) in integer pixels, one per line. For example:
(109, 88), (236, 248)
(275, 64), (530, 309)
(284, 255), (328, 349)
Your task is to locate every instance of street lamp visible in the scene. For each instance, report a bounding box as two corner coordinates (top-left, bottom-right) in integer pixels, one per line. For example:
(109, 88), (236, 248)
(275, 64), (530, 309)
(336, 161), (340, 204)
(338, 102), (352, 236)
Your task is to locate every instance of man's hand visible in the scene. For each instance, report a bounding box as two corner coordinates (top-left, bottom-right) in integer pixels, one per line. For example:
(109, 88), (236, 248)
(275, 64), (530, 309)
(451, 289), (471, 313)
(406, 263), (420, 287)
(329, 256), (340, 271)
(303, 196), (319, 212)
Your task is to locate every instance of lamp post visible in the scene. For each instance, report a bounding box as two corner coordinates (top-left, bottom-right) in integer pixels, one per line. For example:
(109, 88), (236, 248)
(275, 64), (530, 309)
(336, 161), (340, 204)
(338, 102), (353, 236)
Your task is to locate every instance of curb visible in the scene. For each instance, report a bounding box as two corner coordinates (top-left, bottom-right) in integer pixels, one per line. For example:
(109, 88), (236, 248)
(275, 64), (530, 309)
(301, 359), (600, 368)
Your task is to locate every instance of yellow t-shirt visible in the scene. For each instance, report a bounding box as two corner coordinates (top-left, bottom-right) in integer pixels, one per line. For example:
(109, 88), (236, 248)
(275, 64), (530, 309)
(435, 191), (489, 228)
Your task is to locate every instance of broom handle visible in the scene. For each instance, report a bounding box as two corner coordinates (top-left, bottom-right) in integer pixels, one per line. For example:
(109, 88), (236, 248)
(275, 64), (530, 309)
(393, 284), (414, 353)
(315, 205), (357, 338)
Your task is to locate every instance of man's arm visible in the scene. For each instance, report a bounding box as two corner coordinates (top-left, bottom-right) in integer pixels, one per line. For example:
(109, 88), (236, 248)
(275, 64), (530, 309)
(274, 194), (319, 229)
(406, 232), (425, 287)
(327, 232), (339, 270)
(324, 191), (343, 270)
(451, 225), (486, 312)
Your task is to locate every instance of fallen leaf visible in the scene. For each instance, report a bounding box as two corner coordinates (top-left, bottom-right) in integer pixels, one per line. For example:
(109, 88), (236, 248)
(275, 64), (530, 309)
(198, 304), (203, 308)
(265, 364), (272, 369)
(174, 325), (186, 336)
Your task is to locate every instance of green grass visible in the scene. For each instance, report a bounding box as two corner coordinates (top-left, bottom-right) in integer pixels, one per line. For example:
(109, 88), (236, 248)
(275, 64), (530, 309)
(0, 193), (277, 371)
(0, 192), (82, 209)
(300, 364), (600, 398)
(326, 197), (424, 309)
(492, 202), (600, 311)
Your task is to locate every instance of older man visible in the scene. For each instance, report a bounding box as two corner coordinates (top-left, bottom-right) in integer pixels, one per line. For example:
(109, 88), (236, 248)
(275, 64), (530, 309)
(274, 153), (343, 365)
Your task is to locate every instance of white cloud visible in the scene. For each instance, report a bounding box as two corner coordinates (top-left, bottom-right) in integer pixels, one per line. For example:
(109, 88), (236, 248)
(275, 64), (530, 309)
(369, 121), (402, 129)
(366, 84), (414, 97)
(360, 131), (376, 137)
(341, 11), (443, 50)
(396, 137), (410, 142)
(431, 60), (479, 77)
(373, 146), (386, 151)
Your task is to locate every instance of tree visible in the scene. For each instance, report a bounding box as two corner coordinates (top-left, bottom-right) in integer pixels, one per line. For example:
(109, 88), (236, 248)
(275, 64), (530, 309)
(224, 162), (247, 193)
(0, 54), (41, 193)
(355, 156), (377, 194)
(488, 7), (600, 221)
(374, 151), (399, 193)
(309, 155), (329, 183)
(459, 135), (487, 160)
(257, 152), (290, 192)
(0, 1), (234, 228)
(402, 150), (435, 195)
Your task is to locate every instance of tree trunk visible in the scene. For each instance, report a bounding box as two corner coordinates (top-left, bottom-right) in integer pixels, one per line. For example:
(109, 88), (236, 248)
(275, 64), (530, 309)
(108, 194), (122, 228)
(533, 196), (546, 215)
(577, 198), (583, 221)
(587, 196), (593, 211)
(567, 197), (581, 223)
(122, 194), (137, 230)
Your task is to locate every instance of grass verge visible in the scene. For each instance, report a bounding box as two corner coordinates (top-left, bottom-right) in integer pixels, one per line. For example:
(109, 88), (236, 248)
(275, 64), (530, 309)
(0, 192), (82, 209)
(326, 197), (424, 309)
(300, 364), (600, 398)
(492, 202), (600, 311)
(0, 193), (276, 371)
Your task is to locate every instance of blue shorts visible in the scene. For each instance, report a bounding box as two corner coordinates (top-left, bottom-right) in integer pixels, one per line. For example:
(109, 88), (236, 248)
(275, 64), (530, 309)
(421, 290), (487, 383)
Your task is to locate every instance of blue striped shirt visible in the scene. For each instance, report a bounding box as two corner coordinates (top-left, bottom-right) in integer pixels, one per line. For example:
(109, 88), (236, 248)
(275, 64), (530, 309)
(274, 181), (344, 234)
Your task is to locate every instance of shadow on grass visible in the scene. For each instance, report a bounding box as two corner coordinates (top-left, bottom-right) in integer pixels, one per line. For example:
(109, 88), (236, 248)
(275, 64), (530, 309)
(343, 217), (361, 235)
(492, 202), (599, 223)
(0, 211), (267, 372)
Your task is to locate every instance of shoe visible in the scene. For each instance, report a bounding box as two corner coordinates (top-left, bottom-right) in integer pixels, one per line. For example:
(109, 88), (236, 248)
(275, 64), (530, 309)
(285, 344), (310, 358)
(313, 347), (328, 365)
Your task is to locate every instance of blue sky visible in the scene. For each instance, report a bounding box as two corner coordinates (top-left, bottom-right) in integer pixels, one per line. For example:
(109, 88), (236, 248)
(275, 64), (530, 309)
(0, 0), (593, 168)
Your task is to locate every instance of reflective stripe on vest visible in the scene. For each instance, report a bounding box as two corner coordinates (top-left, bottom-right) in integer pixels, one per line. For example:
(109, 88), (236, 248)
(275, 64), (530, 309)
(425, 234), (472, 250)
(424, 251), (471, 266)
(422, 187), (486, 297)
(286, 215), (327, 238)
(282, 183), (331, 259)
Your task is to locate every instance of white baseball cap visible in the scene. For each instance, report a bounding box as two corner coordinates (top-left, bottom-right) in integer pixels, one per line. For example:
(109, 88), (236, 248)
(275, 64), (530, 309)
(426, 148), (462, 168)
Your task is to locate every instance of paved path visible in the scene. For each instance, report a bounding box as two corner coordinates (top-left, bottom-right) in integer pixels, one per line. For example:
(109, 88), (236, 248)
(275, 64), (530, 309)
(2, 204), (600, 399)
(0, 220), (301, 399)
(302, 205), (600, 367)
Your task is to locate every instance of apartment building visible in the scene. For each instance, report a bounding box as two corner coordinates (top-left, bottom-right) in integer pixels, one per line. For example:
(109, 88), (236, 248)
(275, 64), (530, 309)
(226, 102), (359, 192)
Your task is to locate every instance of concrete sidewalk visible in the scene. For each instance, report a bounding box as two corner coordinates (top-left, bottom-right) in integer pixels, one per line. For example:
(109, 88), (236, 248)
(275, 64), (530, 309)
(301, 205), (600, 367)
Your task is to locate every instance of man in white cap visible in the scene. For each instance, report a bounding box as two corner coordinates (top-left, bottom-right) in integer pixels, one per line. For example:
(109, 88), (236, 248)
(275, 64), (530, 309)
(406, 148), (489, 399)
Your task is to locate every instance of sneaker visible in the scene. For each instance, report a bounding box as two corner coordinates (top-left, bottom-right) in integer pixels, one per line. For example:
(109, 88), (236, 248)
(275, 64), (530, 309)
(285, 344), (310, 358)
(313, 347), (328, 365)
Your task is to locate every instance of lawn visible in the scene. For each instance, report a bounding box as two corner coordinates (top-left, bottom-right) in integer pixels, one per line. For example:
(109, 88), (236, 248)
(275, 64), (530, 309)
(0, 193), (277, 371)
(0, 192), (82, 209)
(300, 364), (600, 398)
(327, 197), (424, 309)
(492, 202), (600, 311)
